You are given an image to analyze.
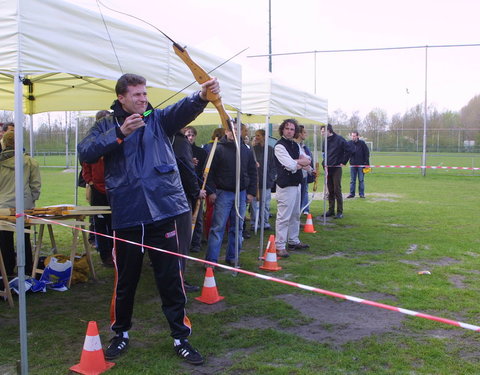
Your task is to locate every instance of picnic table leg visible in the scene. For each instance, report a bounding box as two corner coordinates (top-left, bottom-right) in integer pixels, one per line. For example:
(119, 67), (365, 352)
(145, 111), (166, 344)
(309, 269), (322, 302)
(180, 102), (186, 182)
(67, 226), (80, 288)
(0, 251), (14, 307)
(31, 224), (45, 279)
(47, 224), (57, 254)
(81, 224), (97, 281)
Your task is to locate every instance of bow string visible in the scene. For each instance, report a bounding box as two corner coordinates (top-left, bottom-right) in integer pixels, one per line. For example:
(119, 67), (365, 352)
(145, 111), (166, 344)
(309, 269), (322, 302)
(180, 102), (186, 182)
(96, 0), (236, 135)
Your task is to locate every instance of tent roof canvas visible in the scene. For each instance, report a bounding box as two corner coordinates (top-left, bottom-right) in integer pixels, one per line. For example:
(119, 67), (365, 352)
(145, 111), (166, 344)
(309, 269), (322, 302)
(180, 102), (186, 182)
(241, 69), (328, 125)
(0, 0), (242, 116)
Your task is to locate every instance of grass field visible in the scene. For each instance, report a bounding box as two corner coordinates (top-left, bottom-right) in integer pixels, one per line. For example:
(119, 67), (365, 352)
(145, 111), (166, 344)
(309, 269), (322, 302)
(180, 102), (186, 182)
(1, 152), (479, 374)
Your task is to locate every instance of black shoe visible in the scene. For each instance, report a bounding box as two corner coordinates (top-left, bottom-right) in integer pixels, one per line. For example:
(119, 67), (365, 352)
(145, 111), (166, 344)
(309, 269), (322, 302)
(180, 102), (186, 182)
(184, 281), (200, 293)
(243, 232), (251, 239)
(225, 259), (241, 268)
(324, 211), (335, 217)
(190, 247), (201, 253)
(288, 242), (310, 250)
(174, 339), (205, 365)
(346, 195), (355, 199)
(102, 257), (114, 268)
(360, 195), (365, 198)
(105, 334), (129, 360)
(334, 213), (343, 219)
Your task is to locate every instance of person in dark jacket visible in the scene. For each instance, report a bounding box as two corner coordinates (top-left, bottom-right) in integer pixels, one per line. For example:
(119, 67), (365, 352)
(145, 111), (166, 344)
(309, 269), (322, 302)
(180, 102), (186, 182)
(295, 125), (315, 215)
(205, 125), (257, 267)
(170, 130), (204, 293)
(274, 119), (312, 257)
(321, 124), (352, 219)
(78, 73), (220, 365)
(250, 129), (276, 231)
(347, 131), (370, 198)
(82, 110), (113, 267)
(183, 126), (208, 253)
(202, 127), (225, 240)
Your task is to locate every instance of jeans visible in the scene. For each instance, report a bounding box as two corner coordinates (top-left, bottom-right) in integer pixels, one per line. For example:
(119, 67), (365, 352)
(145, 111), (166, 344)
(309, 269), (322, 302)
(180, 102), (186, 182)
(350, 167), (365, 197)
(250, 189), (272, 228)
(206, 189), (246, 263)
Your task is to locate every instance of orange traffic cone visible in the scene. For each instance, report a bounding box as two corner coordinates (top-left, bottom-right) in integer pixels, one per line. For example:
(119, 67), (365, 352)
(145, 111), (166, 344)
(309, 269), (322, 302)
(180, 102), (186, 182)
(260, 235), (282, 271)
(195, 267), (224, 304)
(303, 213), (317, 233)
(70, 321), (115, 375)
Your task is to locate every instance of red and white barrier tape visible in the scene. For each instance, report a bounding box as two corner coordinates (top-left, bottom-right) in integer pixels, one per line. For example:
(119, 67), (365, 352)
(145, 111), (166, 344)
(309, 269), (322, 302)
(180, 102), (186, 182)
(348, 164), (480, 170)
(26, 214), (480, 332)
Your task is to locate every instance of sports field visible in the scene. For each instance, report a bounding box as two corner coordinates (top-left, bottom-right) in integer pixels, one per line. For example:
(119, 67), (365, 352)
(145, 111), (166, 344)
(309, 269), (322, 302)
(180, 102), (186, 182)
(1, 152), (479, 374)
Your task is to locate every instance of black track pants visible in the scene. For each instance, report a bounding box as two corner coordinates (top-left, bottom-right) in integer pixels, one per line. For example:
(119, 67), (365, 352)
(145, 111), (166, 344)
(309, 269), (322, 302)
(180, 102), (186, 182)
(110, 214), (191, 339)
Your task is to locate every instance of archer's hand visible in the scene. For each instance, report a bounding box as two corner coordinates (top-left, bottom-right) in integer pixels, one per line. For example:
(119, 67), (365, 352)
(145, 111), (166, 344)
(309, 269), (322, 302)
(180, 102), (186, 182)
(198, 189), (207, 200)
(120, 114), (145, 136)
(200, 77), (220, 101)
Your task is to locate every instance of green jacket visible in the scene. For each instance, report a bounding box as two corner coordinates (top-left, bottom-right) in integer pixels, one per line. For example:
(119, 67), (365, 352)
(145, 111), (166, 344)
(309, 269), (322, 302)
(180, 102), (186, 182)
(0, 149), (41, 209)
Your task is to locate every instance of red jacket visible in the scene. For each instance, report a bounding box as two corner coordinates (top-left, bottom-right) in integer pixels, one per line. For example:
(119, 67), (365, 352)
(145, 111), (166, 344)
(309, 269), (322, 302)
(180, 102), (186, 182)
(82, 158), (106, 194)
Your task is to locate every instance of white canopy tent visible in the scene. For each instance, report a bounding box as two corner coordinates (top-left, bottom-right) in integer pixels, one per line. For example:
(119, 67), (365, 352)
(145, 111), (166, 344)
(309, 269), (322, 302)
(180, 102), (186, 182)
(0, 0), (241, 114)
(1, 0), (242, 373)
(241, 69), (328, 125)
(239, 69), (328, 261)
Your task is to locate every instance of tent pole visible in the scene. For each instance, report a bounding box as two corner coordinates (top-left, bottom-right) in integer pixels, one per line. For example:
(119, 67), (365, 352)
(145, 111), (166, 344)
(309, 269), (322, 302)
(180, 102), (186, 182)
(65, 111), (69, 169)
(322, 128), (328, 226)
(74, 114), (79, 206)
(233, 114), (241, 271)
(15, 73), (29, 375)
(421, 46), (428, 177)
(29, 114), (34, 156)
(258, 116), (270, 260)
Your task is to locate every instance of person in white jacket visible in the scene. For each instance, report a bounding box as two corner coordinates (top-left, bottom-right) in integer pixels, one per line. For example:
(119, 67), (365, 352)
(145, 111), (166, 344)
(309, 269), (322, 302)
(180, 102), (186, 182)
(273, 119), (312, 258)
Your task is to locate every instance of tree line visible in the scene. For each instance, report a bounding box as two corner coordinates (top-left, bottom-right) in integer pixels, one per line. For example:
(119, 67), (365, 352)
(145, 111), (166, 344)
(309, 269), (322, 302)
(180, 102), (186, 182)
(328, 94), (480, 152)
(1, 94), (479, 153)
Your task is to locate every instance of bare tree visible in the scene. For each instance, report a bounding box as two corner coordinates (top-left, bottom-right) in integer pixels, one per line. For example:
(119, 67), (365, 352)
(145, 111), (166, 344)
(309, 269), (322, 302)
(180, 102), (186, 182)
(348, 111), (362, 132)
(328, 108), (348, 126)
(0, 111), (13, 122)
(460, 95), (480, 129)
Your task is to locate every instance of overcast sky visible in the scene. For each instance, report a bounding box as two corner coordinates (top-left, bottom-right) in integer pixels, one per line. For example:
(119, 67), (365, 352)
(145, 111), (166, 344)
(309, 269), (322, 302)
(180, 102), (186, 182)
(72, 0), (480, 119)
